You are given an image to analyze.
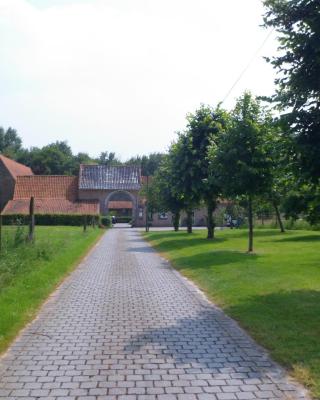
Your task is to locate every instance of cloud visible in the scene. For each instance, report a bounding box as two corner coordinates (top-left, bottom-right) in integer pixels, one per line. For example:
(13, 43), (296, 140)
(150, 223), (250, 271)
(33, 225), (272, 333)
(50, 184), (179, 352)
(0, 0), (278, 159)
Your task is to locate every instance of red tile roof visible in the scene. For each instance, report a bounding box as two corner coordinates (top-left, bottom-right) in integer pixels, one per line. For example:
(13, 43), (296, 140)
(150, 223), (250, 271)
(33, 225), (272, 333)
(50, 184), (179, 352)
(108, 201), (133, 209)
(13, 176), (78, 200)
(2, 199), (99, 215)
(3, 175), (99, 216)
(0, 155), (33, 179)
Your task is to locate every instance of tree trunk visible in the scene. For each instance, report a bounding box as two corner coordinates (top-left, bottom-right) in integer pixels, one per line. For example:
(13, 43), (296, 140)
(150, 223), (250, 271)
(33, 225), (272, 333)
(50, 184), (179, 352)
(173, 211), (180, 231)
(186, 210), (193, 234)
(273, 201), (285, 233)
(248, 196), (253, 252)
(206, 201), (215, 239)
(145, 202), (149, 232)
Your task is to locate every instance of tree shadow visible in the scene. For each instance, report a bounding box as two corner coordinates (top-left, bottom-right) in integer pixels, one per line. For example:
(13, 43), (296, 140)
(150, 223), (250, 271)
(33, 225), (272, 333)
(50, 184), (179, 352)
(143, 236), (227, 253)
(122, 306), (303, 394)
(275, 234), (320, 243)
(126, 246), (156, 254)
(224, 290), (320, 395)
(172, 250), (259, 270)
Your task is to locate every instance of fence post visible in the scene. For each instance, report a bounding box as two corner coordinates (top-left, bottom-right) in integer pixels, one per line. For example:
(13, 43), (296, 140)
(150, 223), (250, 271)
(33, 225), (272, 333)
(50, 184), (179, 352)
(28, 196), (35, 242)
(0, 214), (2, 253)
(83, 215), (87, 232)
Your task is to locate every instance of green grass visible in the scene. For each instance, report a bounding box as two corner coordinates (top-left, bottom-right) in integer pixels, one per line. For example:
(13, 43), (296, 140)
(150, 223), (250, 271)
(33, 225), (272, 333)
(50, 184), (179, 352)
(0, 225), (103, 353)
(144, 228), (320, 398)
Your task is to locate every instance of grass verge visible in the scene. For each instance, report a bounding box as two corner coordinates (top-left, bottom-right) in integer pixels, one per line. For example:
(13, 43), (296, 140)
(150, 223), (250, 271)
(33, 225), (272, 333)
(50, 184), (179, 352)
(0, 226), (103, 354)
(144, 228), (320, 398)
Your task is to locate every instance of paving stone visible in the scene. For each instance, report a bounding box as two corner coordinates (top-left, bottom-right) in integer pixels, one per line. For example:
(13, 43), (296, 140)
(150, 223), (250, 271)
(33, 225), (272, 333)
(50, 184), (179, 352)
(0, 228), (310, 400)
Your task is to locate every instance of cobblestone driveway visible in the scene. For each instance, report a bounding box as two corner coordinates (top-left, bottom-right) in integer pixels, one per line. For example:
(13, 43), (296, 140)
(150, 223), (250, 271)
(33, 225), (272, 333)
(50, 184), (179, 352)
(0, 228), (309, 400)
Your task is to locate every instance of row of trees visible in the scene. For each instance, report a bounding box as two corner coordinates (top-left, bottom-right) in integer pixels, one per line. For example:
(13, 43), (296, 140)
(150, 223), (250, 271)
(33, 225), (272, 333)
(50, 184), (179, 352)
(146, 93), (284, 251)
(145, 0), (320, 252)
(0, 127), (164, 176)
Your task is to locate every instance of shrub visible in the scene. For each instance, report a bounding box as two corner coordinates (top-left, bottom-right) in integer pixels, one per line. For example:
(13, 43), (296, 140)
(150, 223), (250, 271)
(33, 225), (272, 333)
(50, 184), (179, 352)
(2, 214), (100, 226)
(100, 216), (111, 227)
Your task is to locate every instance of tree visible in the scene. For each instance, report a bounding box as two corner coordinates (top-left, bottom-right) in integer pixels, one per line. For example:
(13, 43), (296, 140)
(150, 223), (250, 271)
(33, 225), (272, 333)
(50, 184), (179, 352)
(258, 116), (291, 233)
(98, 151), (121, 166)
(169, 133), (199, 233)
(148, 154), (185, 231)
(18, 141), (75, 175)
(0, 127), (22, 158)
(72, 152), (96, 175)
(126, 153), (165, 176)
(186, 105), (229, 239)
(212, 92), (273, 252)
(263, 0), (320, 220)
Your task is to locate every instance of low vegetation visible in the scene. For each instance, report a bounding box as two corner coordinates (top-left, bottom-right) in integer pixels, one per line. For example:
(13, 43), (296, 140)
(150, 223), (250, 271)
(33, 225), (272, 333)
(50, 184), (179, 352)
(145, 228), (320, 398)
(0, 225), (103, 353)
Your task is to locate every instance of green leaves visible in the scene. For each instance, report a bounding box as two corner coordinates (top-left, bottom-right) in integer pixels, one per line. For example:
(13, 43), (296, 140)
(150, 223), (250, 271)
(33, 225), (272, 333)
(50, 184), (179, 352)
(212, 92), (273, 199)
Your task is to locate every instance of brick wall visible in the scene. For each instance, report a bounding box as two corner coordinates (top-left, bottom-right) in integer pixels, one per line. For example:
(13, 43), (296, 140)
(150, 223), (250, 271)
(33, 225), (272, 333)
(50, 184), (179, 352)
(78, 189), (141, 223)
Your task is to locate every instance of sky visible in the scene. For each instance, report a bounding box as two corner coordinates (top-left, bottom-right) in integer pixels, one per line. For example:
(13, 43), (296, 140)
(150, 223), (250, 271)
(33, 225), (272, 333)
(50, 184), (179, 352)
(0, 0), (279, 160)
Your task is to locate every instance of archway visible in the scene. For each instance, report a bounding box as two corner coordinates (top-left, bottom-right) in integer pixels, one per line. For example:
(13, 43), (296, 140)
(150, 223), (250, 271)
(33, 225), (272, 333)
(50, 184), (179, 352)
(105, 190), (137, 224)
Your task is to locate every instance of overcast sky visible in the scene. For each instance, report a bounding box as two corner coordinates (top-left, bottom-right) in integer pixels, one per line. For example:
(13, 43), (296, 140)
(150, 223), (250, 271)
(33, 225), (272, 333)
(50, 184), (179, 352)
(0, 0), (279, 160)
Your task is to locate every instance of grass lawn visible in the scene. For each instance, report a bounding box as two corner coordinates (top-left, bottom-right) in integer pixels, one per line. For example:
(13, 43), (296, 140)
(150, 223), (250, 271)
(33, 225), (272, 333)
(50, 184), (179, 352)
(144, 228), (320, 398)
(0, 225), (103, 354)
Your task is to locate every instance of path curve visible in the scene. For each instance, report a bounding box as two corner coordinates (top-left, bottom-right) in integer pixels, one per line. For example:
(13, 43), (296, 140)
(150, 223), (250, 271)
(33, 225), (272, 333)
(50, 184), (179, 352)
(0, 228), (309, 400)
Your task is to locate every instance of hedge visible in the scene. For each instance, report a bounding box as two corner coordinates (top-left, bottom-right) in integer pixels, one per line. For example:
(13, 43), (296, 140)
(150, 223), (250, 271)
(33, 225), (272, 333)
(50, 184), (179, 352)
(2, 214), (100, 226)
(100, 216), (111, 227)
(113, 216), (132, 223)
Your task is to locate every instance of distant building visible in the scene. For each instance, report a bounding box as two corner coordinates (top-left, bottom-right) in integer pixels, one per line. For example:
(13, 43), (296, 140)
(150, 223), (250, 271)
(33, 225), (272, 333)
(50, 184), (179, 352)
(0, 155), (33, 211)
(0, 157), (215, 227)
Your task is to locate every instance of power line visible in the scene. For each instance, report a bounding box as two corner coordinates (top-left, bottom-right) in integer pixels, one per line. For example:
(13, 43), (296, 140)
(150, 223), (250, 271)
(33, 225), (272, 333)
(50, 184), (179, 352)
(221, 29), (274, 104)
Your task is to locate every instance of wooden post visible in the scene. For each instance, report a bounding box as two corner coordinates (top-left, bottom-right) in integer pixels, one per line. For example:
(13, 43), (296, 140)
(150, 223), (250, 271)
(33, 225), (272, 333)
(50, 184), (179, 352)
(145, 176), (149, 232)
(0, 214), (2, 253)
(28, 196), (35, 242)
(248, 196), (253, 252)
(83, 215), (87, 232)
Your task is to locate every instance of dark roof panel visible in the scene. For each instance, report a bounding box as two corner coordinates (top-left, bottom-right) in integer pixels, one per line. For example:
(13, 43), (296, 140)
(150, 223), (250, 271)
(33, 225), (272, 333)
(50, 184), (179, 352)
(79, 165), (141, 190)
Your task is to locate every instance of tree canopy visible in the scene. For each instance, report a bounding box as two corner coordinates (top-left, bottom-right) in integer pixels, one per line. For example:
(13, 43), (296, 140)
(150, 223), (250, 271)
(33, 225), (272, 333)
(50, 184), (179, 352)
(263, 0), (320, 184)
(211, 92), (273, 251)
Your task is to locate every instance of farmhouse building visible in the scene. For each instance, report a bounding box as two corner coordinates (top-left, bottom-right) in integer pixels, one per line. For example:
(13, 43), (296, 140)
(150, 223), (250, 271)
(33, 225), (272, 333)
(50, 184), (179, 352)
(0, 156), (211, 227)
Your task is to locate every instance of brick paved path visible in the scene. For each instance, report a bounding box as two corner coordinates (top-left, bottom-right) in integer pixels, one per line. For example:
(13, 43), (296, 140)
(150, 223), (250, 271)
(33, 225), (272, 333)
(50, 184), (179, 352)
(0, 228), (309, 400)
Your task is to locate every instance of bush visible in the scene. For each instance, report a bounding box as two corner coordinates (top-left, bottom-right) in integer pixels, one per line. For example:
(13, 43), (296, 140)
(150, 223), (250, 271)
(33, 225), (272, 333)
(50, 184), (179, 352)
(100, 216), (111, 227)
(2, 214), (100, 226)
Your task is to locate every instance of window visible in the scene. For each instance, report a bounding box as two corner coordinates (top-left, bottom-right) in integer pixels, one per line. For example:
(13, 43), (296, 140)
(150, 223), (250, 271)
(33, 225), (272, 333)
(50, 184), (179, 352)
(138, 208), (143, 219)
(158, 212), (168, 220)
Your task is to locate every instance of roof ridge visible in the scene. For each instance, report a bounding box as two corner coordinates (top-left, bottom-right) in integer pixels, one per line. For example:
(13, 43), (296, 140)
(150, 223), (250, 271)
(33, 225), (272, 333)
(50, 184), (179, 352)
(80, 164), (140, 168)
(16, 175), (76, 178)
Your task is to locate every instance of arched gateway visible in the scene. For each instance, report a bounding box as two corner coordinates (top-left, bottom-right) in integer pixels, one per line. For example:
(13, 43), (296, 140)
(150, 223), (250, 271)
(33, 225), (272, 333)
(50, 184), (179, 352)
(105, 190), (136, 220)
(78, 165), (142, 226)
